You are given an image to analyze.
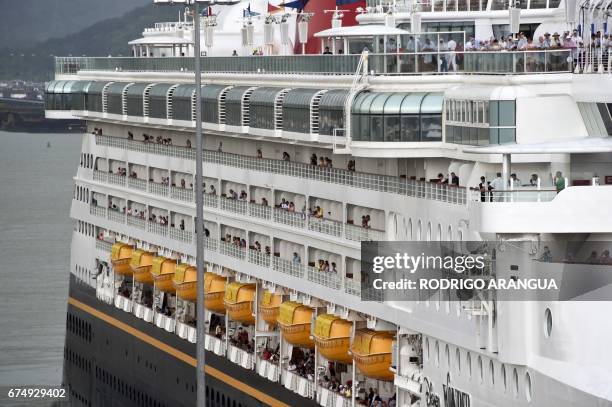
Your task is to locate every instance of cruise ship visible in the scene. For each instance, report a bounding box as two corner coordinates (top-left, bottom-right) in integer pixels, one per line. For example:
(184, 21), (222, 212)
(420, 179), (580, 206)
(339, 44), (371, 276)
(44, 0), (612, 405)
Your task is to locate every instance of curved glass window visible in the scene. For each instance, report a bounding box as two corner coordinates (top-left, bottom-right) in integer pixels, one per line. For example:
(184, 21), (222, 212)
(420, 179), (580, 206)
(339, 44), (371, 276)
(85, 81), (110, 113)
(148, 84), (175, 119)
(225, 86), (254, 126)
(45, 80), (90, 111)
(172, 84), (195, 121)
(106, 82), (130, 115)
(201, 85), (228, 124)
(249, 87), (282, 130)
(319, 89), (349, 136)
(351, 91), (442, 142)
(125, 83), (149, 117)
(283, 88), (323, 134)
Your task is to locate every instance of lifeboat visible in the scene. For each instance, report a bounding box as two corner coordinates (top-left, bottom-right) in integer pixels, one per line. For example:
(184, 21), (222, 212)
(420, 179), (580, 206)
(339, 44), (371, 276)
(313, 314), (352, 363)
(350, 329), (395, 381)
(258, 290), (282, 327)
(150, 256), (177, 292)
(277, 301), (314, 349)
(172, 264), (197, 301)
(111, 243), (133, 275)
(129, 249), (154, 284)
(205, 272), (227, 314)
(224, 282), (255, 325)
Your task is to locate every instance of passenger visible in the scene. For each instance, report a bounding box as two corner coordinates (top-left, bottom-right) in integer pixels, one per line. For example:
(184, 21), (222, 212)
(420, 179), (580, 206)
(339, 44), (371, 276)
(539, 246), (552, 262)
(510, 173), (521, 187)
(599, 250), (611, 264)
(436, 173), (445, 183)
(288, 202), (295, 212)
(256, 148), (263, 159)
(554, 171), (565, 193)
(529, 173), (539, 187)
(232, 50), (238, 56)
(323, 46), (332, 55)
(315, 206), (323, 218)
(210, 185), (216, 195)
(282, 152), (290, 162)
(450, 172), (459, 186)
(292, 252), (301, 264)
(331, 262), (337, 273)
(186, 139), (191, 148)
(239, 190), (247, 200)
(179, 219), (185, 231)
(319, 157), (326, 167)
(310, 154), (318, 166)
(261, 197), (269, 206)
(217, 142), (223, 152)
(478, 176), (487, 202)
(490, 172), (505, 201)
(585, 251), (598, 264)
(180, 179), (186, 188)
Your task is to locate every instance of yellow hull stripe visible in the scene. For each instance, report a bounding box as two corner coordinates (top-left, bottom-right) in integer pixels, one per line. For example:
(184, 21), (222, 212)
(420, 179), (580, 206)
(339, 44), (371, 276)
(68, 297), (290, 407)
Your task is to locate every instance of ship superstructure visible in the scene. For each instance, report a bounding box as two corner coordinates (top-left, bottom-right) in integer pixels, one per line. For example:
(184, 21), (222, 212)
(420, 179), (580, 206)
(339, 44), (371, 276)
(46, 0), (612, 406)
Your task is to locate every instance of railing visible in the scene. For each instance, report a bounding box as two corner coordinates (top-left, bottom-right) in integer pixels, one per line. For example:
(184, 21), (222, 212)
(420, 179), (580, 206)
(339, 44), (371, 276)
(89, 205), (106, 218)
(95, 239), (113, 252)
(93, 170), (108, 183)
(55, 50), (571, 76)
(127, 214), (146, 229)
(283, 370), (315, 398)
(169, 227), (193, 243)
(344, 279), (383, 302)
(257, 358), (280, 382)
(248, 249), (271, 268)
(107, 209), (125, 224)
(273, 208), (306, 228)
(306, 266), (341, 290)
(108, 173), (126, 186)
(147, 221), (168, 236)
(344, 279), (361, 297)
(317, 386), (351, 407)
(308, 216), (343, 238)
(220, 196), (247, 215)
(96, 135), (468, 205)
(345, 223), (386, 242)
(248, 202), (271, 220)
(204, 333), (226, 356)
(227, 345), (254, 370)
(128, 177), (147, 191)
(272, 257), (304, 278)
(149, 182), (169, 197)
(204, 237), (218, 251)
(219, 241), (246, 259)
(170, 186), (193, 202)
(471, 188), (558, 203)
(203, 193), (219, 208)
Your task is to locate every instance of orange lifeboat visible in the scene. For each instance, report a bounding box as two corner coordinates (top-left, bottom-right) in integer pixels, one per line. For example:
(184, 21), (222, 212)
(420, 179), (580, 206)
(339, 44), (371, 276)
(277, 301), (314, 349)
(313, 314), (352, 363)
(150, 256), (177, 292)
(204, 272), (227, 314)
(172, 264), (197, 301)
(350, 329), (395, 381)
(224, 282), (255, 325)
(129, 249), (154, 284)
(258, 290), (282, 327)
(111, 243), (133, 275)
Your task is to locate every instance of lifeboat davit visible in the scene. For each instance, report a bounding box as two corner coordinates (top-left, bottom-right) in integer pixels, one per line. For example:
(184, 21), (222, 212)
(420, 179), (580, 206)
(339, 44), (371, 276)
(150, 256), (177, 292)
(111, 243), (133, 275)
(277, 301), (314, 349)
(224, 282), (256, 325)
(313, 314), (352, 363)
(130, 249), (154, 284)
(258, 290), (282, 327)
(204, 272), (227, 314)
(172, 264), (197, 301)
(350, 329), (395, 381)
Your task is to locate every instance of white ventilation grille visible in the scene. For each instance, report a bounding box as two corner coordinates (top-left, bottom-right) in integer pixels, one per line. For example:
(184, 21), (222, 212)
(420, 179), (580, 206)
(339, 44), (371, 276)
(274, 88), (291, 131)
(190, 89), (197, 122)
(310, 90), (328, 135)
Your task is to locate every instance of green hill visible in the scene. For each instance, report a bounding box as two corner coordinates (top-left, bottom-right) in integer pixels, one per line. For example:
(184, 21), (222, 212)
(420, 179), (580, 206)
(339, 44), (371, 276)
(0, 3), (181, 81)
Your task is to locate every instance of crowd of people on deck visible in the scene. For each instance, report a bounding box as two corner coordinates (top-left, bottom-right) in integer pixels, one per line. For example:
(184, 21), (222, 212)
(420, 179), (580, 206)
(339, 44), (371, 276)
(477, 171), (567, 202)
(539, 246), (612, 264)
(251, 240), (271, 256)
(224, 233), (247, 248)
(260, 345), (280, 363)
(287, 348), (315, 380)
(229, 326), (255, 353)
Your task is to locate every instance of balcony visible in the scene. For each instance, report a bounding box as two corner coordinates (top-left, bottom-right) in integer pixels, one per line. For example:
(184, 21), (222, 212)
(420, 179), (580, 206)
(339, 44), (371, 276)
(95, 239), (113, 252)
(127, 214), (146, 229)
(219, 240), (246, 260)
(317, 386), (351, 407)
(204, 333), (226, 356)
(169, 228), (193, 243)
(149, 182), (169, 197)
(308, 217), (343, 238)
(95, 135), (468, 206)
(248, 248), (271, 268)
(93, 170), (108, 183)
(344, 223), (386, 242)
(257, 358), (280, 382)
(220, 197), (247, 215)
(147, 221), (168, 236)
(203, 193), (219, 208)
(170, 186), (194, 202)
(55, 50), (572, 77)
(273, 208), (306, 229)
(127, 177), (147, 191)
(272, 256), (304, 279)
(108, 173), (126, 187)
(283, 370), (315, 399)
(248, 202), (271, 220)
(107, 209), (125, 224)
(306, 266), (341, 290)
(227, 344), (254, 370)
(89, 205), (106, 218)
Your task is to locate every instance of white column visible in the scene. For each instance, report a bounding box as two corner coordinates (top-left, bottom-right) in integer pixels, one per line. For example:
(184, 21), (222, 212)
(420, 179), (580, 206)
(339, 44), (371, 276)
(502, 153), (511, 188)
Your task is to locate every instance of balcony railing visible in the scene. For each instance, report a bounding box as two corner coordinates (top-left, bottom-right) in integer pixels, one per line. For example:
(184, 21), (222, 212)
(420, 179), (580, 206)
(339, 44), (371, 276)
(89, 205), (106, 218)
(257, 358), (280, 382)
(127, 214), (146, 229)
(56, 50), (571, 76)
(219, 240), (246, 260)
(95, 135), (468, 205)
(345, 223), (386, 242)
(471, 188), (559, 203)
(147, 221), (168, 236)
(220, 197), (247, 215)
(204, 334), (226, 356)
(203, 193), (218, 208)
(248, 249), (271, 268)
(204, 237), (218, 251)
(283, 370), (315, 399)
(169, 227), (193, 243)
(149, 182), (169, 197)
(248, 203), (271, 220)
(273, 208), (306, 229)
(317, 386), (351, 407)
(171, 186), (194, 202)
(108, 173), (126, 186)
(308, 217), (343, 238)
(93, 170), (108, 183)
(95, 239), (113, 252)
(272, 257), (304, 278)
(306, 266), (341, 290)
(228, 345), (255, 370)
(107, 209), (125, 224)
(128, 177), (147, 191)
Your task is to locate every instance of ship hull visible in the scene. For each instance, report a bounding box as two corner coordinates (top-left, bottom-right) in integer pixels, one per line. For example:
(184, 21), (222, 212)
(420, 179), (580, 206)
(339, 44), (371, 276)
(64, 274), (316, 407)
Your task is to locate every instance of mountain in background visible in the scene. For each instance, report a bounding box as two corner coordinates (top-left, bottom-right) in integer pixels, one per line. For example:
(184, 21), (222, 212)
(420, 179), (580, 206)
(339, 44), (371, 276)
(0, 4), (181, 81)
(0, 0), (150, 51)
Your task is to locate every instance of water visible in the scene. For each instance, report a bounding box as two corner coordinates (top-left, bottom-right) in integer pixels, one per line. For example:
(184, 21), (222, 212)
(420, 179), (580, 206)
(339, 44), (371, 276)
(0, 131), (80, 387)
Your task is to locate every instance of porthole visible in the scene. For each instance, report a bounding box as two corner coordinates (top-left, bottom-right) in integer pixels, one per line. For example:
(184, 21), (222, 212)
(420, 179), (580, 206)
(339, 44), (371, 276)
(544, 308), (553, 337)
(525, 372), (533, 402)
(455, 348), (461, 374)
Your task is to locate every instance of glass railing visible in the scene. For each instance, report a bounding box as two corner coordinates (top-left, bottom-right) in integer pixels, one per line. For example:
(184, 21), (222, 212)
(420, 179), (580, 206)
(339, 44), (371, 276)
(471, 188), (558, 202)
(96, 135), (468, 205)
(55, 50), (571, 76)
(345, 223), (386, 242)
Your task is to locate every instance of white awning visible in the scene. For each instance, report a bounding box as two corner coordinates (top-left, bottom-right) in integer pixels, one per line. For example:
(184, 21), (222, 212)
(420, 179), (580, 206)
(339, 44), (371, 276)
(462, 137), (612, 154)
(128, 36), (192, 46)
(314, 24), (409, 38)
